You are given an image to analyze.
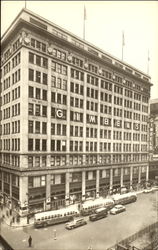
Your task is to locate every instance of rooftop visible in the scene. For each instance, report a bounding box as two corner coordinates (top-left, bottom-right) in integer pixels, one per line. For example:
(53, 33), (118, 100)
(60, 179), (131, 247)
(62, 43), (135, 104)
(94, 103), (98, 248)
(1, 7), (151, 84)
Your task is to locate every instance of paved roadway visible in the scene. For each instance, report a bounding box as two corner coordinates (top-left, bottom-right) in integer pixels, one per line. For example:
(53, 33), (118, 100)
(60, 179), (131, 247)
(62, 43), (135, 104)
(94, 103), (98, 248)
(1, 191), (158, 250)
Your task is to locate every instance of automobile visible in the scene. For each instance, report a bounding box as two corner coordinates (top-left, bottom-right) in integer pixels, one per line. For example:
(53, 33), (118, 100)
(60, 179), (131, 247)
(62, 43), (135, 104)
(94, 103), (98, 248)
(143, 188), (153, 193)
(89, 207), (108, 221)
(65, 218), (87, 230)
(110, 205), (126, 215)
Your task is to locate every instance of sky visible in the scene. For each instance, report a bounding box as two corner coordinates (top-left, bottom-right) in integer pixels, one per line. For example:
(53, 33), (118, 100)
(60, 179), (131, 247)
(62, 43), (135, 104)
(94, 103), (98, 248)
(1, 1), (158, 100)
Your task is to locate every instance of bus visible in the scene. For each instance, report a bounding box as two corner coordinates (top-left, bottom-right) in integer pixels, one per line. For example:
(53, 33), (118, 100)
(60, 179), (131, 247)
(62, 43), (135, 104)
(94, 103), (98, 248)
(112, 192), (137, 205)
(80, 197), (114, 216)
(34, 206), (79, 228)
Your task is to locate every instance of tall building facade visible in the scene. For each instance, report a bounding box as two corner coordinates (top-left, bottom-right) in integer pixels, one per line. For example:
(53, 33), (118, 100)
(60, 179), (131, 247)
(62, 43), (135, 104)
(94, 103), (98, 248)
(0, 9), (152, 214)
(149, 99), (158, 182)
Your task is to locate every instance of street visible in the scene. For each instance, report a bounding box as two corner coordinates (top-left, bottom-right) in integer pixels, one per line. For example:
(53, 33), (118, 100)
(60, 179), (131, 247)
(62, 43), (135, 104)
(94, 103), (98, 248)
(1, 191), (158, 250)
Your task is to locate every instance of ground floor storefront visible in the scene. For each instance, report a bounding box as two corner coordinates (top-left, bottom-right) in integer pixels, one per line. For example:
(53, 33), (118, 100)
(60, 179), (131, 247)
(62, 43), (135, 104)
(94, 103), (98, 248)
(0, 163), (149, 216)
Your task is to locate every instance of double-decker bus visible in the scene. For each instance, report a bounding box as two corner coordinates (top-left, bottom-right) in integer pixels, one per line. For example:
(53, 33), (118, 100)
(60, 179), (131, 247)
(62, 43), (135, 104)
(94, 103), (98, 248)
(34, 206), (79, 228)
(80, 197), (114, 216)
(112, 192), (137, 205)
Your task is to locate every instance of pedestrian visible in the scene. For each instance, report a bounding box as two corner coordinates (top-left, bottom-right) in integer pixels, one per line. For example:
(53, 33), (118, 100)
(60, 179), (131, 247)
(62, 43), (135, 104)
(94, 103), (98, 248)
(12, 216), (15, 223)
(28, 235), (32, 247)
(10, 218), (12, 227)
(10, 209), (12, 216)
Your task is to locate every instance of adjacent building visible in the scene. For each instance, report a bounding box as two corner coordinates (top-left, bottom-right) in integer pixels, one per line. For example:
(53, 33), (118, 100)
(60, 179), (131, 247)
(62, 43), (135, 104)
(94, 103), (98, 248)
(149, 99), (158, 182)
(0, 8), (152, 215)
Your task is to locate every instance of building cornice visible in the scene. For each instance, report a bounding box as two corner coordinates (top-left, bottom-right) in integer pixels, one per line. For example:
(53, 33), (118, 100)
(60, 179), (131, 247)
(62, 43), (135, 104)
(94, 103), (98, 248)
(1, 8), (152, 87)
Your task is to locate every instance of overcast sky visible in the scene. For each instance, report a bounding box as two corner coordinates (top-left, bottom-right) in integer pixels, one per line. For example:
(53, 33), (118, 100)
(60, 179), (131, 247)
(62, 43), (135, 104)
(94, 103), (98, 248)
(1, 1), (158, 99)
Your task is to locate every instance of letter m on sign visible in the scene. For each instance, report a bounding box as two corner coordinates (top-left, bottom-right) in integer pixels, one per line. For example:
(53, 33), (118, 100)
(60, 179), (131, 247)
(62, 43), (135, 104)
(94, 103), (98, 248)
(89, 115), (96, 123)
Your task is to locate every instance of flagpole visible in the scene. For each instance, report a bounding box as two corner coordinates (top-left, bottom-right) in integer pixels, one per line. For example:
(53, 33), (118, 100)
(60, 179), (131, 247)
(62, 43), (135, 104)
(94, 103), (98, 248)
(147, 49), (150, 75)
(25, 0), (27, 8)
(122, 31), (125, 61)
(83, 5), (86, 40)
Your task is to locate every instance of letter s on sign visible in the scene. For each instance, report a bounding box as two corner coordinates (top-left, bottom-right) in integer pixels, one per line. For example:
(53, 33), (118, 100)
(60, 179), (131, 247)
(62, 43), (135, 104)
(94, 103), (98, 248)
(56, 109), (63, 118)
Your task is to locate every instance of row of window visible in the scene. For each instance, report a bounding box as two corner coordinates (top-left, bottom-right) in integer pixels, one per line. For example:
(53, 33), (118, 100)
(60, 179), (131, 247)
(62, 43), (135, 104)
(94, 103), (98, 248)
(29, 68), (47, 84)
(29, 52), (48, 68)
(12, 69), (20, 84)
(31, 38), (46, 52)
(28, 121), (47, 134)
(3, 76), (10, 90)
(87, 87), (98, 99)
(1, 154), (19, 168)
(12, 52), (21, 68)
(114, 85), (123, 95)
(51, 123), (67, 136)
(3, 92), (10, 105)
(3, 138), (20, 151)
(0, 151), (148, 170)
(4, 62), (10, 75)
(51, 75), (67, 90)
(12, 86), (20, 101)
(51, 48), (66, 61)
(51, 61), (67, 75)
(113, 143), (122, 152)
(28, 138), (47, 151)
(12, 103), (20, 117)
(26, 139), (147, 153)
(29, 86), (47, 101)
(87, 74), (98, 86)
(101, 80), (112, 91)
(100, 104), (112, 114)
(28, 103), (47, 117)
(86, 127), (97, 138)
(27, 165), (147, 188)
(28, 156), (47, 168)
(51, 92), (67, 105)
(70, 82), (84, 95)
(71, 68), (84, 81)
(70, 97), (83, 109)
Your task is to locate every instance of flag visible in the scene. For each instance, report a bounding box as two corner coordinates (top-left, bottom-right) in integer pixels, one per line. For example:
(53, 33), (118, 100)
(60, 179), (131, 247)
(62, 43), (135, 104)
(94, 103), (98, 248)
(122, 31), (125, 46)
(148, 50), (150, 61)
(84, 5), (87, 20)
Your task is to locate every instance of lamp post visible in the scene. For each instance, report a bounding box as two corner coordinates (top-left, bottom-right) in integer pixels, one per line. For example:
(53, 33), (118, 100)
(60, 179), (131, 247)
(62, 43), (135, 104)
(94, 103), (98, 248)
(26, 193), (30, 224)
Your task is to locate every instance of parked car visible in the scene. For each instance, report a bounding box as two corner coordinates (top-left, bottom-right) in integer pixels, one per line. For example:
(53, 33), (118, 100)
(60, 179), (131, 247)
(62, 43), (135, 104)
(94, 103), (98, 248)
(89, 207), (108, 221)
(110, 205), (126, 215)
(143, 188), (153, 193)
(65, 218), (87, 230)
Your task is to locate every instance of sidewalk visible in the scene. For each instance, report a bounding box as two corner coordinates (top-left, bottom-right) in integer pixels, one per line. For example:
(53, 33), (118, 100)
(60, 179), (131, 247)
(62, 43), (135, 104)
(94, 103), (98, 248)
(0, 206), (34, 228)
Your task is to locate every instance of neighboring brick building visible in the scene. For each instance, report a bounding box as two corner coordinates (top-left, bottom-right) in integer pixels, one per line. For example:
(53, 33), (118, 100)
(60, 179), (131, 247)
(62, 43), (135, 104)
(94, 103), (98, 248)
(0, 8), (152, 215)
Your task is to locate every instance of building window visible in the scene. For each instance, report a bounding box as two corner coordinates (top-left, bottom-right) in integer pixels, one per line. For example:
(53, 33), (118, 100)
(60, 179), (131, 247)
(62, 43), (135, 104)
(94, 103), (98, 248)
(43, 73), (47, 85)
(36, 71), (41, 83)
(35, 139), (40, 151)
(42, 122), (47, 134)
(36, 88), (41, 99)
(35, 157), (40, 168)
(29, 69), (34, 81)
(28, 103), (34, 115)
(35, 104), (40, 116)
(29, 52), (34, 64)
(29, 86), (34, 98)
(28, 156), (33, 168)
(42, 139), (47, 151)
(42, 106), (47, 117)
(42, 90), (47, 101)
(28, 139), (33, 151)
(35, 121), (40, 133)
(28, 120), (34, 133)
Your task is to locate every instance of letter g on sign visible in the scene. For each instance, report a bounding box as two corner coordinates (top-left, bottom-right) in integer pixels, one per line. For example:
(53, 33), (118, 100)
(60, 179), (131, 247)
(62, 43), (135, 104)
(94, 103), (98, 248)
(56, 109), (63, 118)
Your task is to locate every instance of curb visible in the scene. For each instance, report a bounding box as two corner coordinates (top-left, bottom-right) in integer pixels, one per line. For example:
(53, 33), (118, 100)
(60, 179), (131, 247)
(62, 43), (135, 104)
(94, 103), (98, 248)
(3, 220), (34, 228)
